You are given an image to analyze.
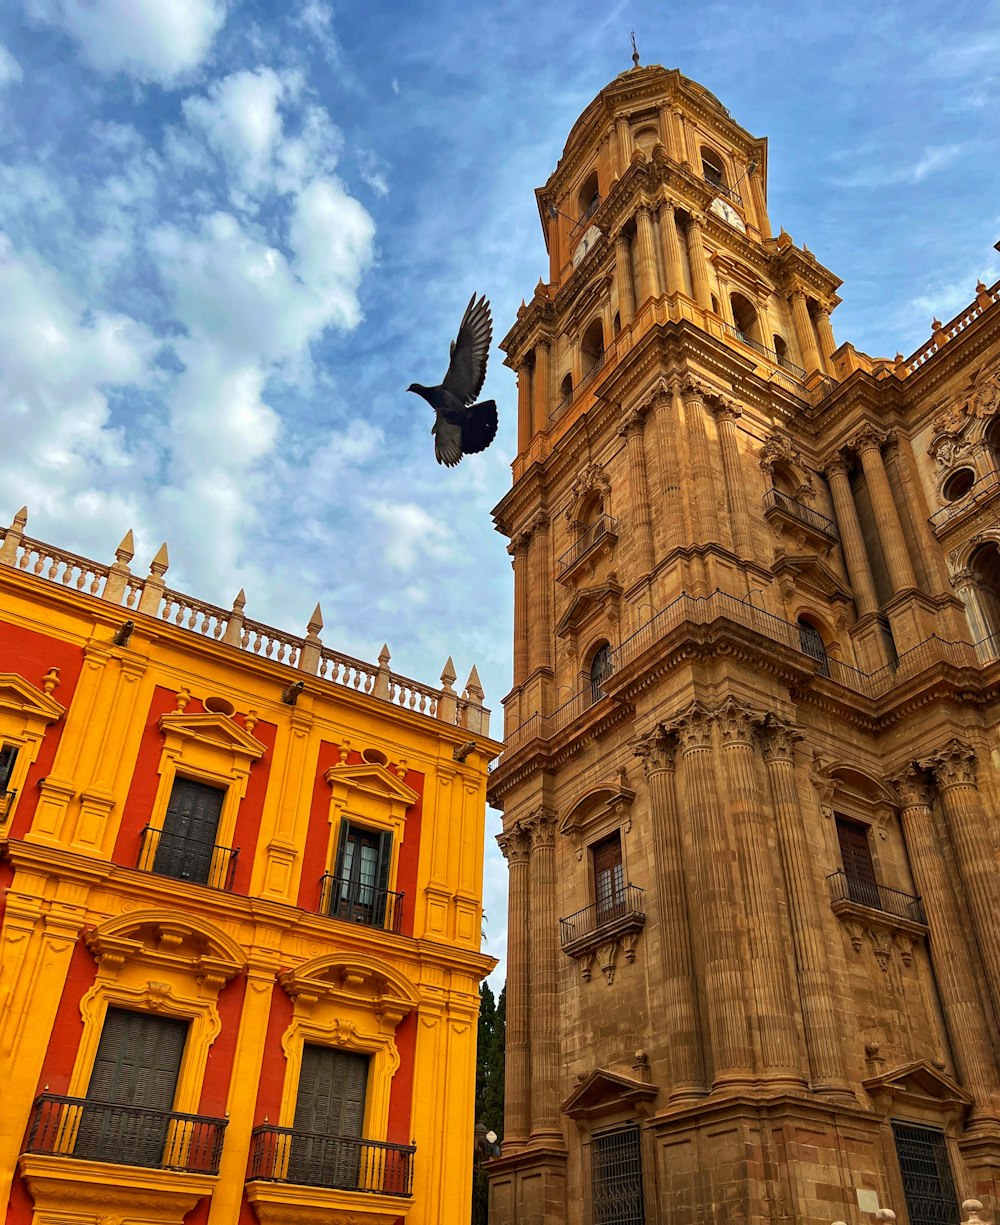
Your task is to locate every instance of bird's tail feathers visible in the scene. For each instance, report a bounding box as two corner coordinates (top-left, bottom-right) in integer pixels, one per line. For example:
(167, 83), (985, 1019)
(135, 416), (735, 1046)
(460, 400), (498, 455)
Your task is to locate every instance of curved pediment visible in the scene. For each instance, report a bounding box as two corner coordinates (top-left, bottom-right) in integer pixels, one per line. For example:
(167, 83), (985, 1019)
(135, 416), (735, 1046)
(158, 711), (267, 760)
(84, 909), (246, 988)
(558, 782), (635, 840)
(280, 951), (419, 1024)
(0, 672), (65, 723)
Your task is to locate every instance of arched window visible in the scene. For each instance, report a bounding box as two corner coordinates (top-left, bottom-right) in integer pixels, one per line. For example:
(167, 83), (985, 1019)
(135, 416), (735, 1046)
(984, 416), (1000, 472)
(581, 318), (605, 378)
(730, 293), (761, 344)
(701, 147), (726, 189)
(773, 334), (789, 366)
(612, 311), (621, 337)
(942, 468), (976, 502)
(797, 617), (830, 677)
(559, 372), (573, 405)
(771, 462), (799, 498)
(577, 170), (600, 223)
(589, 643), (612, 705)
(633, 126), (658, 156)
(969, 542), (1000, 657)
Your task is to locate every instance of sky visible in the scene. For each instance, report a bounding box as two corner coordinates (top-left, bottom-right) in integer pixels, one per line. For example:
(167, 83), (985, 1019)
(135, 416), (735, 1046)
(0, 0), (997, 990)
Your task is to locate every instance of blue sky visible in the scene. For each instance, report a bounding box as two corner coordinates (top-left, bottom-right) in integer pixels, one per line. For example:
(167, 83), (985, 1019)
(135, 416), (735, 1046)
(0, 0), (997, 988)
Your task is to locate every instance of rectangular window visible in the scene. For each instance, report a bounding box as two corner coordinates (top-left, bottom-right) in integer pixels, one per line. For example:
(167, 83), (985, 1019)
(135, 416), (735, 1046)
(76, 1007), (188, 1167)
(0, 743), (19, 795)
(892, 1122), (959, 1225)
(329, 821), (393, 929)
(835, 816), (879, 909)
(592, 832), (625, 920)
(288, 1044), (370, 1189)
(592, 1123), (644, 1225)
(152, 777), (226, 886)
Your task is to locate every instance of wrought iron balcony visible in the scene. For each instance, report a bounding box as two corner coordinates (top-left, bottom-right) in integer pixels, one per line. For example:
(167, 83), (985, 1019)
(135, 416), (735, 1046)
(137, 825), (240, 890)
(320, 873), (404, 932)
(25, 1094), (227, 1174)
(0, 787), (15, 813)
(558, 513), (618, 575)
(560, 884), (646, 952)
(571, 193), (602, 236)
(827, 870), (925, 925)
(763, 488), (839, 539)
(928, 470), (1000, 530)
(704, 173), (743, 207)
(248, 1125), (415, 1196)
(720, 321), (806, 377)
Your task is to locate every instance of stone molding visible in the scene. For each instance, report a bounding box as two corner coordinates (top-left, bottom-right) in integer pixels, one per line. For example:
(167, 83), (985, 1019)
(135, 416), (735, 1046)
(919, 738), (977, 789)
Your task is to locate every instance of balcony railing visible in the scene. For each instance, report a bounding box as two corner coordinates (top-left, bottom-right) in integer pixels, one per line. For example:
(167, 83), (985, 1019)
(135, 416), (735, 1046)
(720, 321), (807, 377)
(703, 174), (743, 207)
(25, 1094), (227, 1174)
(560, 884), (645, 950)
(827, 870), (925, 925)
(570, 193), (602, 237)
(248, 1125), (415, 1196)
(763, 488), (838, 538)
(137, 825), (240, 891)
(320, 873), (404, 932)
(0, 787), (15, 813)
(558, 514), (617, 574)
(928, 470), (1000, 528)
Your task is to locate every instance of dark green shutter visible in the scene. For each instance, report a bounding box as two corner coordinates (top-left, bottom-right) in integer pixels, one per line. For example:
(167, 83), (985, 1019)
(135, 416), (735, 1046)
(332, 822), (392, 927)
(154, 777), (225, 885)
(289, 1045), (369, 1188)
(0, 743), (18, 792)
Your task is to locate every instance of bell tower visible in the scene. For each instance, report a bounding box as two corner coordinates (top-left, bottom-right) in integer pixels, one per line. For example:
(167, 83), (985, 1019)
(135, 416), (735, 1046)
(488, 59), (1000, 1225)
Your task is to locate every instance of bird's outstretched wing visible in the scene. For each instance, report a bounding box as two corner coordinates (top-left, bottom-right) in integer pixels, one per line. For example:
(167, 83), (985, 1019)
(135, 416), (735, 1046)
(441, 293), (492, 405)
(433, 414), (464, 467)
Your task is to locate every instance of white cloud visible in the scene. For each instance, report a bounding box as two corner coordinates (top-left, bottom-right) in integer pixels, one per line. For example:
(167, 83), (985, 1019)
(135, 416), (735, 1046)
(183, 68), (286, 195)
(0, 45), (23, 86)
(369, 501), (454, 573)
(25, 0), (228, 84)
(830, 143), (964, 189)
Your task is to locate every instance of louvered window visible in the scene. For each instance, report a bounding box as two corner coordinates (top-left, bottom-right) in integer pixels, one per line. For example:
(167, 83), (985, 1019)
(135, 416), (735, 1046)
(836, 816), (879, 910)
(288, 1045), (370, 1188)
(892, 1122), (959, 1225)
(592, 1123), (644, 1225)
(0, 743), (18, 794)
(76, 1008), (188, 1166)
(153, 777), (226, 885)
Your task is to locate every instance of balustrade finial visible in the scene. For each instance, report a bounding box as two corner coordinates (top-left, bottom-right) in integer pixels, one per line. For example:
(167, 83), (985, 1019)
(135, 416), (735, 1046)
(307, 602), (323, 636)
(464, 665), (484, 700)
(0, 505), (27, 565)
(115, 530), (135, 564)
(148, 543), (169, 578)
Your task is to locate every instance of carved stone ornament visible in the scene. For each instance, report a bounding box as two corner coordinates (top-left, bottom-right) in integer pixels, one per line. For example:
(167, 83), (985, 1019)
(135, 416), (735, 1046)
(632, 727), (676, 777)
(526, 807), (557, 849)
(970, 363), (1000, 418)
(715, 698), (757, 746)
(758, 432), (815, 500)
(565, 462), (612, 524)
(892, 767), (932, 811)
(756, 714), (803, 763)
(919, 738), (977, 789)
(672, 701), (713, 752)
(496, 821), (532, 863)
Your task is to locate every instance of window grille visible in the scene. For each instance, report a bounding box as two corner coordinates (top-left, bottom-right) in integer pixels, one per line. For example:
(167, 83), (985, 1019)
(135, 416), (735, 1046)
(891, 1122), (959, 1225)
(592, 1124), (644, 1225)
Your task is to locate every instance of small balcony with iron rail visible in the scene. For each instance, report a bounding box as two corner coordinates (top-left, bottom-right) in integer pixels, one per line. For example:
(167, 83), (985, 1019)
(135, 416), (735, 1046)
(137, 825), (240, 892)
(720, 321), (806, 379)
(319, 873), (404, 933)
(827, 870), (927, 969)
(763, 487), (839, 554)
(560, 884), (646, 982)
(557, 513), (618, 585)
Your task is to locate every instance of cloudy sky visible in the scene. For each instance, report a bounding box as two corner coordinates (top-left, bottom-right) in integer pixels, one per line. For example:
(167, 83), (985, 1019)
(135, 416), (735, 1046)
(0, 0), (997, 987)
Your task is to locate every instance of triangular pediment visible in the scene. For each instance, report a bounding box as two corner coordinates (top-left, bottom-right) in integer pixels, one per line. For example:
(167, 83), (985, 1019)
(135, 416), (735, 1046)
(863, 1060), (973, 1110)
(324, 763), (419, 807)
(774, 555), (853, 604)
(158, 712), (267, 760)
(556, 582), (622, 638)
(0, 673), (65, 723)
(561, 1067), (658, 1119)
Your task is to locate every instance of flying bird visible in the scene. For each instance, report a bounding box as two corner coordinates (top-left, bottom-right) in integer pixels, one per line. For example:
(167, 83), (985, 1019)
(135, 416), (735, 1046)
(407, 293), (498, 467)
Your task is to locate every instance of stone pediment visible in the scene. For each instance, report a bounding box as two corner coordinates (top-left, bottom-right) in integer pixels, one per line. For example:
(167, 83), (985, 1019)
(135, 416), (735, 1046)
(158, 711), (267, 760)
(556, 581), (622, 639)
(323, 763), (419, 808)
(863, 1059), (973, 1116)
(774, 555), (853, 605)
(558, 782), (635, 859)
(561, 1067), (658, 1119)
(0, 673), (65, 723)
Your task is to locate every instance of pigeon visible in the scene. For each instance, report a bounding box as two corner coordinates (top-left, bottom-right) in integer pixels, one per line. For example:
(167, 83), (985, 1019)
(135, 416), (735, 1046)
(407, 293), (498, 467)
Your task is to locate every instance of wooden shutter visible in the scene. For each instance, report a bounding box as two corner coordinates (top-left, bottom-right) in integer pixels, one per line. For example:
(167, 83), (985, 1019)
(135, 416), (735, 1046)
(289, 1045), (370, 1188)
(154, 777), (225, 885)
(0, 743), (18, 792)
(77, 1008), (187, 1166)
(836, 816), (879, 908)
(332, 823), (392, 927)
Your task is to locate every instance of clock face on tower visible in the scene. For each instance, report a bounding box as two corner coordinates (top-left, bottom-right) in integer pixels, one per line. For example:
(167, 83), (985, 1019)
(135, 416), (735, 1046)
(710, 196), (747, 234)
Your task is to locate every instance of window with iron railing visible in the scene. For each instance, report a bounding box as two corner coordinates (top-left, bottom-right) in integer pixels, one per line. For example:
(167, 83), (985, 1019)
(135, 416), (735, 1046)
(592, 1123), (645, 1225)
(139, 777), (238, 889)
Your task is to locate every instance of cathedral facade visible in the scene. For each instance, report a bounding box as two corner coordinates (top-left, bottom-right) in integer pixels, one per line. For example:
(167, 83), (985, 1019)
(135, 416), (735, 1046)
(487, 64), (1000, 1225)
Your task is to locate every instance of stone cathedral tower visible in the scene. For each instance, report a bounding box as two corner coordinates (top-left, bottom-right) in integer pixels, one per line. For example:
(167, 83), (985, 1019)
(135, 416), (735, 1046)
(486, 63), (1000, 1225)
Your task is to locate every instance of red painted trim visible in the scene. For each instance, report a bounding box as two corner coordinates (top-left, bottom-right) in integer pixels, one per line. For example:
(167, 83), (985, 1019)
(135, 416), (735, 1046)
(296, 740), (343, 913)
(253, 986), (294, 1125)
(112, 685), (184, 868)
(35, 938), (92, 1095)
(386, 1010), (416, 1144)
(198, 974), (246, 1116)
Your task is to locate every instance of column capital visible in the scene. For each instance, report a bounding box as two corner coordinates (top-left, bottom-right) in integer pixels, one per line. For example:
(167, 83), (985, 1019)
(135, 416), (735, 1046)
(756, 715), (803, 763)
(852, 423), (888, 456)
(525, 509), (550, 536)
(525, 806), (558, 849)
(636, 375), (672, 415)
(716, 698), (757, 747)
(658, 197), (677, 217)
(673, 702), (713, 752)
(497, 821), (532, 862)
(790, 288), (808, 304)
(633, 726), (677, 777)
(681, 374), (709, 404)
(635, 201), (654, 222)
(919, 739), (978, 788)
(687, 211), (705, 230)
(617, 405), (647, 438)
(507, 531), (531, 558)
(821, 453), (852, 480)
(708, 394), (741, 422)
(892, 766), (933, 810)
(613, 228), (631, 248)
(534, 336), (551, 354)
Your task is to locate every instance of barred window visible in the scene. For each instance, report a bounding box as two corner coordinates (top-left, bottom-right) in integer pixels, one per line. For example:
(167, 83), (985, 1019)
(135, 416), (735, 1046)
(892, 1122), (959, 1225)
(592, 1123), (644, 1225)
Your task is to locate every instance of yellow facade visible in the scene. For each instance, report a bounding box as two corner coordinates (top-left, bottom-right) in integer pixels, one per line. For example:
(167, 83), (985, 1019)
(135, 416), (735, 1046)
(0, 510), (499, 1225)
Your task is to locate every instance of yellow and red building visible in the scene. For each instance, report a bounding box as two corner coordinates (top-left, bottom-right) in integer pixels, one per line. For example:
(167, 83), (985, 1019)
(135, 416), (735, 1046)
(0, 506), (498, 1225)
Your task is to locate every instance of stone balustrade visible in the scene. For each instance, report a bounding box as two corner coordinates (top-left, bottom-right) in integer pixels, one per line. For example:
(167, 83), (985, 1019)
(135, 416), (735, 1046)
(0, 507), (489, 734)
(904, 277), (1000, 373)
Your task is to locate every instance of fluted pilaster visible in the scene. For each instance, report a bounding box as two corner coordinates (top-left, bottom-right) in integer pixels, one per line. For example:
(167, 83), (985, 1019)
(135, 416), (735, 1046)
(509, 532), (530, 686)
(681, 378), (719, 545)
(516, 359), (532, 454)
(710, 399), (754, 560)
(526, 808), (561, 1141)
(814, 308), (837, 367)
(497, 822), (532, 1148)
(614, 231), (635, 326)
(619, 407), (654, 575)
(824, 456), (880, 616)
(676, 704), (753, 1088)
(634, 205), (661, 305)
(758, 718), (853, 1099)
(659, 200), (684, 296)
(634, 728), (706, 1100)
(532, 340), (550, 438)
(527, 513), (551, 674)
(718, 701), (804, 1085)
(615, 116), (631, 172)
(790, 290), (822, 373)
(854, 426), (917, 594)
(685, 215), (713, 310)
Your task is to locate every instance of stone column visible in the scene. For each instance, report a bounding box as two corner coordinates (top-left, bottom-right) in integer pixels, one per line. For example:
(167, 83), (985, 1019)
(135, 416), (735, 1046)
(710, 398), (754, 560)
(759, 719), (853, 1098)
(951, 569), (991, 647)
(894, 768), (1000, 1132)
(685, 215), (713, 310)
(814, 308), (837, 367)
(681, 378), (719, 546)
(659, 200), (685, 296)
(614, 231), (636, 326)
(677, 704), (753, 1088)
(634, 205), (661, 306)
(718, 702), (804, 1085)
(634, 728), (706, 1099)
(920, 742), (1000, 1026)
(532, 340), (550, 438)
(528, 513), (552, 674)
(615, 116), (632, 172)
(671, 109), (690, 166)
(748, 167), (771, 239)
(497, 822), (532, 1149)
(526, 809), (561, 1141)
(619, 407), (654, 575)
(509, 531), (530, 686)
(854, 426), (917, 594)
(516, 359), (532, 454)
(790, 290), (822, 373)
(824, 456), (880, 616)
